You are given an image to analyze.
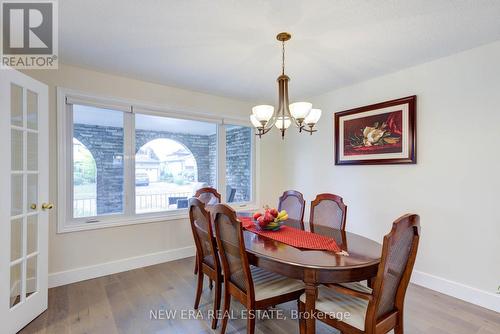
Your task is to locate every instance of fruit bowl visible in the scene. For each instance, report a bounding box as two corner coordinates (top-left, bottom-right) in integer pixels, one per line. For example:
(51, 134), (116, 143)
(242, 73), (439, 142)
(252, 207), (288, 231)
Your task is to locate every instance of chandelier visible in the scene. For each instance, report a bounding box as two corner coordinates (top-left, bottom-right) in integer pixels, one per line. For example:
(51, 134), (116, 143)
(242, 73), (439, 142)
(250, 32), (322, 139)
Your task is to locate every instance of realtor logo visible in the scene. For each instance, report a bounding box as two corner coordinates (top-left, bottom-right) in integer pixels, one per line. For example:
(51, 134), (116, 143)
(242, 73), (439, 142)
(1, 0), (58, 69)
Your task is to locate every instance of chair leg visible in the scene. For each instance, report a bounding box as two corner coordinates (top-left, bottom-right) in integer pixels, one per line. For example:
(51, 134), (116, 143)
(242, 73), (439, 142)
(394, 311), (404, 334)
(211, 277), (222, 329)
(247, 309), (256, 334)
(194, 269), (204, 310)
(220, 289), (231, 334)
(298, 300), (306, 334)
(194, 253), (199, 275)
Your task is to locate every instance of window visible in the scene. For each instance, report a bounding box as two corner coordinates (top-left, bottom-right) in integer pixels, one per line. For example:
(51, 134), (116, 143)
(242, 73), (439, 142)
(72, 138), (96, 217)
(72, 105), (124, 219)
(58, 89), (256, 232)
(225, 125), (252, 203)
(135, 114), (217, 214)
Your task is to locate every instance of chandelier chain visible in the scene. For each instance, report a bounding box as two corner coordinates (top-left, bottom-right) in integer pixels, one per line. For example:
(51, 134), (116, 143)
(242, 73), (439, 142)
(281, 40), (285, 75)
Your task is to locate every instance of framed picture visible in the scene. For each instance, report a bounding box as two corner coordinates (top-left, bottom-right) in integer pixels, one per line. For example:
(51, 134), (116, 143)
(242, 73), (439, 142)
(334, 96), (416, 165)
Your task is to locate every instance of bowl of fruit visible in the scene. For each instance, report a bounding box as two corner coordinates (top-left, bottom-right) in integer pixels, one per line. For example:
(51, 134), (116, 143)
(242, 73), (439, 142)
(252, 207), (288, 231)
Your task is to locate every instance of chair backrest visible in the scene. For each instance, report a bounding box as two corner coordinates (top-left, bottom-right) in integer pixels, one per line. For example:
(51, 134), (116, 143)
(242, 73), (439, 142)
(188, 198), (219, 270)
(309, 193), (347, 232)
(195, 187), (221, 205)
(212, 204), (254, 298)
(366, 214), (420, 326)
(226, 185), (236, 203)
(278, 190), (305, 229)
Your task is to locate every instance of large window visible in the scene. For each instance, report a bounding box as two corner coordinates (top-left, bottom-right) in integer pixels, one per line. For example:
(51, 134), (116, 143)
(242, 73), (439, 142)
(225, 125), (252, 203)
(135, 114), (217, 214)
(58, 90), (255, 232)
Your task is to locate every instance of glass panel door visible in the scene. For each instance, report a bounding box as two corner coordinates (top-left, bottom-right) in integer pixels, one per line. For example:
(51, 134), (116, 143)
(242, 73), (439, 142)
(9, 85), (40, 308)
(1, 68), (49, 334)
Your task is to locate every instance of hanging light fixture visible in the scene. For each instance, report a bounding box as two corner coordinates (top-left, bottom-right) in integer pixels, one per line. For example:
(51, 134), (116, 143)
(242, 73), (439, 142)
(250, 32), (322, 139)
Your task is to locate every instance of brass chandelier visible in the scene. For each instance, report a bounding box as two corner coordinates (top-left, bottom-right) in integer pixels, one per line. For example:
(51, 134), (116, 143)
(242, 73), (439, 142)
(250, 32), (322, 139)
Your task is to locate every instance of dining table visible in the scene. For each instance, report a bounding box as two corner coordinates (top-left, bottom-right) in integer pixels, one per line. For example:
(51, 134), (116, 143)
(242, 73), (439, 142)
(206, 208), (382, 334)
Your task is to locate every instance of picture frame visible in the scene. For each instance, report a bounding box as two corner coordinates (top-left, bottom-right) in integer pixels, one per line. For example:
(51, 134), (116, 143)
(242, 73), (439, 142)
(334, 96), (416, 165)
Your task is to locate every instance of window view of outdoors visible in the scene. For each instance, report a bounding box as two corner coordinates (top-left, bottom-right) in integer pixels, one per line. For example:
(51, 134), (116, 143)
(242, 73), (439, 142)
(73, 138), (97, 217)
(72, 105), (125, 218)
(71, 107), (253, 219)
(135, 138), (199, 213)
(226, 125), (252, 203)
(135, 114), (217, 213)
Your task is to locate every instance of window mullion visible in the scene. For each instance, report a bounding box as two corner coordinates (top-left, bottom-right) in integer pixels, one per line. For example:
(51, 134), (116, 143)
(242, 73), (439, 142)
(124, 111), (135, 216)
(217, 123), (226, 201)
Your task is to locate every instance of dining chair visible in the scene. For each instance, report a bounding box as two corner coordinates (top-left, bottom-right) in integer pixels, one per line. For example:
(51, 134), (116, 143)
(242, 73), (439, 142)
(195, 187), (221, 205)
(309, 193), (347, 232)
(188, 198), (223, 330)
(193, 187), (221, 275)
(298, 214), (420, 334)
(212, 203), (305, 334)
(278, 190), (306, 230)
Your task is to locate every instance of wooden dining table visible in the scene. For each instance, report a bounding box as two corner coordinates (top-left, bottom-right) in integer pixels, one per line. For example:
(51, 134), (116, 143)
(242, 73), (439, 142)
(236, 212), (382, 334)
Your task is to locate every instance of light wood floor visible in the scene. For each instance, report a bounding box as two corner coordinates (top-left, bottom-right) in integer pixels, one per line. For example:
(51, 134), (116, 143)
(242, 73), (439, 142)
(20, 257), (500, 334)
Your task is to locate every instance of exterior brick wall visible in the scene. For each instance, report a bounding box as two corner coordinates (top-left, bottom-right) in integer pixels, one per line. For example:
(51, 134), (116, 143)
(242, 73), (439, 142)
(226, 126), (252, 202)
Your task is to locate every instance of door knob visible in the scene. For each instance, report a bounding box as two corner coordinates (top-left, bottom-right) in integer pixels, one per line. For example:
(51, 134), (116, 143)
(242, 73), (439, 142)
(41, 203), (54, 210)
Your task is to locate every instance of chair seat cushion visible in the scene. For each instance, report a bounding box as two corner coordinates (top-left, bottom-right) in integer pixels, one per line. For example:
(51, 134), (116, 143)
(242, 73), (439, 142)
(300, 285), (368, 331)
(251, 266), (304, 302)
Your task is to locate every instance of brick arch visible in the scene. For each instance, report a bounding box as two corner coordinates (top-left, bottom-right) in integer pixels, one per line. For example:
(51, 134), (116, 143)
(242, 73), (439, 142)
(135, 137), (198, 182)
(135, 129), (212, 186)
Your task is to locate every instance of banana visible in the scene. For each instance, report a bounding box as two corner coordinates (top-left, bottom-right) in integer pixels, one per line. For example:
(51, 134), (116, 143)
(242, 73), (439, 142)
(277, 210), (287, 219)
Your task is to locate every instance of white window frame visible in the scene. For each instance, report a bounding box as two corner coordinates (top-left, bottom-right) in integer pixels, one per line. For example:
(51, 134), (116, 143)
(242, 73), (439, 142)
(57, 87), (259, 233)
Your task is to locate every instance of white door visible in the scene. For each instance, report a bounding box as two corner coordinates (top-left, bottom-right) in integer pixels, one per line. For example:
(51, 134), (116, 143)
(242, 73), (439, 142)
(0, 68), (49, 334)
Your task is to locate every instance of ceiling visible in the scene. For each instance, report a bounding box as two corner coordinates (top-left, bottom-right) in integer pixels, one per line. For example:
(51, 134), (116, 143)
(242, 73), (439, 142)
(60, 0), (500, 102)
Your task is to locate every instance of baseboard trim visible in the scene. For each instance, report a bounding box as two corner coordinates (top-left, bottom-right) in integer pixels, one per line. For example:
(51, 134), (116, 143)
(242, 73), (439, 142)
(411, 270), (499, 312)
(48, 245), (196, 288)
(48, 248), (499, 313)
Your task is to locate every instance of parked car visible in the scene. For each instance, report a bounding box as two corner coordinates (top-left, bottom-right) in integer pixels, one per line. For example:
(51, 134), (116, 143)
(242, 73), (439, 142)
(135, 172), (150, 186)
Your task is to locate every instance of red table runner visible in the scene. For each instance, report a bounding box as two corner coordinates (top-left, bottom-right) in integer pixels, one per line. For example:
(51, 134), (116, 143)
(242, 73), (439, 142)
(239, 217), (347, 255)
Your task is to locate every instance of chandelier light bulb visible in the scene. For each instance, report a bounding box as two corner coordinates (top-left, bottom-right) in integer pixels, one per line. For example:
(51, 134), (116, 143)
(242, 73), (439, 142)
(250, 114), (263, 128)
(305, 108), (322, 125)
(274, 116), (291, 130)
(289, 102), (312, 121)
(252, 105), (274, 122)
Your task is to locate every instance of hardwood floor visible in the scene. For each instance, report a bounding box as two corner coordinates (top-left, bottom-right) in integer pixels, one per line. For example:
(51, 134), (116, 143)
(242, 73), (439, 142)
(20, 257), (500, 334)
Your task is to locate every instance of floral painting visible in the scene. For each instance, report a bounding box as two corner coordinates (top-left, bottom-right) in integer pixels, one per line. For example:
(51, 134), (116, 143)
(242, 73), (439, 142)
(343, 110), (403, 156)
(335, 96), (416, 165)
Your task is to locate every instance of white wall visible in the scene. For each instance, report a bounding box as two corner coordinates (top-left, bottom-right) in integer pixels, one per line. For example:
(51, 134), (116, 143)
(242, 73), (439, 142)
(282, 41), (500, 308)
(22, 64), (284, 283)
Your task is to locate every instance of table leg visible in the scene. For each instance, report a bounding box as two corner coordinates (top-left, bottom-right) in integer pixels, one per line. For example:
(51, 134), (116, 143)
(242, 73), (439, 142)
(304, 282), (318, 334)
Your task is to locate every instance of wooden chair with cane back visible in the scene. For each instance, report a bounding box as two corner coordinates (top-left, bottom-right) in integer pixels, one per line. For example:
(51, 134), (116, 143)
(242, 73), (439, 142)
(298, 214), (420, 334)
(188, 197), (222, 330)
(278, 190), (306, 230)
(212, 203), (305, 334)
(309, 193), (347, 233)
(193, 187), (221, 276)
(195, 187), (221, 206)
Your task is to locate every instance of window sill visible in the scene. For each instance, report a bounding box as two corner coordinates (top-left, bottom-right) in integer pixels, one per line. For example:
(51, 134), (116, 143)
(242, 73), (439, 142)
(58, 211), (189, 233)
(57, 203), (259, 233)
